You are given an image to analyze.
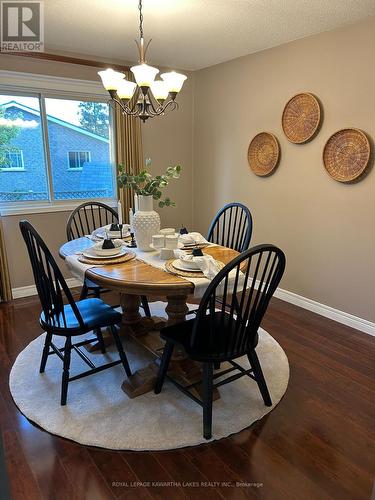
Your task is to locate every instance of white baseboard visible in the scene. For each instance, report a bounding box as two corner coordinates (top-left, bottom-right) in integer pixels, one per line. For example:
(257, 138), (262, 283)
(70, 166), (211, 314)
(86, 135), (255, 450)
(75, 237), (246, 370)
(12, 278), (82, 299)
(11, 279), (375, 337)
(274, 286), (375, 337)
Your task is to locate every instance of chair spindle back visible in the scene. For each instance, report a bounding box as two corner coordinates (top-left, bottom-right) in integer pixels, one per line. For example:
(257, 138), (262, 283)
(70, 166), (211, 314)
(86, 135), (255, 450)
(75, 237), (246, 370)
(66, 202), (118, 241)
(207, 202), (253, 252)
(20, 220), (84, 331)
(192, 244), (286, 359)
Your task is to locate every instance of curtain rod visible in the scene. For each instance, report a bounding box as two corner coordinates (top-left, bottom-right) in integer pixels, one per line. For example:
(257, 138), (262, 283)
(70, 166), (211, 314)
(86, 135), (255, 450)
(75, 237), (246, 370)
(0, 51), (129, 72)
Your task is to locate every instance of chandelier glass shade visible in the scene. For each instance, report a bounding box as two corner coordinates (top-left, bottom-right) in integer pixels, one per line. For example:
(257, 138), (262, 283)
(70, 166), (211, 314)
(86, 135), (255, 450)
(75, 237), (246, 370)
(98, 0), (187, 122)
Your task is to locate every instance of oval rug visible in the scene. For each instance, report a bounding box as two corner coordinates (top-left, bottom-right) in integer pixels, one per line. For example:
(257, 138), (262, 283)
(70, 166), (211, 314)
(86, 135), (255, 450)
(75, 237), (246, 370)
(9, 302), (289, 451)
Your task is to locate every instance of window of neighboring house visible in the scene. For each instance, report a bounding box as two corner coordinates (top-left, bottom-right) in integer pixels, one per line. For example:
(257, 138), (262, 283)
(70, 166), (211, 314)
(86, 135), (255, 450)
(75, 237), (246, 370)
(0, 90), (115, 208)
(3, 149), (24, 170)
(68, 151), (91, 169)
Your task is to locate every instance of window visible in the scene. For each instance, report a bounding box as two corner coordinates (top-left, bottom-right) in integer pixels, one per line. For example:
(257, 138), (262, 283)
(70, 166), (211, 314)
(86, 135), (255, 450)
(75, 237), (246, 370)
(0, 92), (115, 206)
(68, 151), (91, 169)
(0, 95), (49, 201)
(3, 149), (24, 170)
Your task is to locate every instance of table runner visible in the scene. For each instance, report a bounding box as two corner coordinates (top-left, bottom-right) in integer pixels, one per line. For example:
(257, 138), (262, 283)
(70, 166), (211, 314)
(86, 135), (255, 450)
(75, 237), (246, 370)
(133, 245), (220, 298)
(65, 230), (244, 299)
(66, 243), (219, 298)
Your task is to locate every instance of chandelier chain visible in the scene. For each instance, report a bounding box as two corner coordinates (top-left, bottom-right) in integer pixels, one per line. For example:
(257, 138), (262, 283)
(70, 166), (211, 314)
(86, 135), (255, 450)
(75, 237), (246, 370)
(139, 0), (144, 39)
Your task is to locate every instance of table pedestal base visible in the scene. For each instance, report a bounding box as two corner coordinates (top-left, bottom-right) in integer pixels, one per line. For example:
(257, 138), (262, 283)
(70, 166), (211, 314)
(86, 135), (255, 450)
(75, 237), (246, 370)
(120, 294), (220, 401)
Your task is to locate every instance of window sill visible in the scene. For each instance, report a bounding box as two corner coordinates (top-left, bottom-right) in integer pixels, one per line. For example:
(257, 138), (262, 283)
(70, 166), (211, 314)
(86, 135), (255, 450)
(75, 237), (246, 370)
(0, 168), (26, 172)
(0, 199), (117, 216)
(67, 168), (83, 171)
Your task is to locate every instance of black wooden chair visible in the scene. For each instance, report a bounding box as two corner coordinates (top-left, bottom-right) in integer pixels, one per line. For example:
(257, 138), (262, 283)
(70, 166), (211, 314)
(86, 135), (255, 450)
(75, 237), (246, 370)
(154, 244), (286, 439)
(20, 220), (132, 406)
(187, 202), (253, 319)
(207, 202), (253, 252)
(66, 201), (151, 317)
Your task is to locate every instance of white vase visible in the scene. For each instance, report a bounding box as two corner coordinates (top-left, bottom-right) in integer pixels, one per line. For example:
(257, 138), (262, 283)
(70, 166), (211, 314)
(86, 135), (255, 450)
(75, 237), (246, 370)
(133, 195), (161, 251)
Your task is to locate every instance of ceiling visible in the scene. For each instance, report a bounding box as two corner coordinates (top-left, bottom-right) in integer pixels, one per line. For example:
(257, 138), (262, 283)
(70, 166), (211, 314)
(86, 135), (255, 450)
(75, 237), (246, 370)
(45, 0), (375, 71)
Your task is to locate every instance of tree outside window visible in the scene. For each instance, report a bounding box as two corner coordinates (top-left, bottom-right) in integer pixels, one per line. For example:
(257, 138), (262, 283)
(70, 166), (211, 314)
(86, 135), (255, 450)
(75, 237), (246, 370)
(0, 108), (20, 168)
(79, 102), (109, 138)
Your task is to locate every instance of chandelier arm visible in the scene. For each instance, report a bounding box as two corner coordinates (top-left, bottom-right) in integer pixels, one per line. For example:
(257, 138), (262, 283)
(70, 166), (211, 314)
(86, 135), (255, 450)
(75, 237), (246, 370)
(147, 89), (178, 114)
(161, 99), (179, 113)
(108, 92), (178, 120)
(147, 92), (163, 114)
(145, 107), (159, 117)
(148, 99), (179, 117)
(129, 96), (141, 114)
(110, 97), (141, 117)
(128, 87), (142, 113)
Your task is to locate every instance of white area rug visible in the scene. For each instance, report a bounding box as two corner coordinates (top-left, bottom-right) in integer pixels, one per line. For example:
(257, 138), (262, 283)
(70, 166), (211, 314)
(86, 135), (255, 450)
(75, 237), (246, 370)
(9, 302), (289, 450)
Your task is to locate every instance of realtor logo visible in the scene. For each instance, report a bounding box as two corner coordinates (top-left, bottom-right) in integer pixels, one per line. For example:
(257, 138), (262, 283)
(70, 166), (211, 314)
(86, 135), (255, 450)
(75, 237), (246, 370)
(1, 1), (44, 52)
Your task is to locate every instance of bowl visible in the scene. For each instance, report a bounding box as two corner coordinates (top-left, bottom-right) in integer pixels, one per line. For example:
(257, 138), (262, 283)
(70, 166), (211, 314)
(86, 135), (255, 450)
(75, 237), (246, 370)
(92, 240), (122, 257)
(92, 224), (130, 240)
(176, 258), (201, 271)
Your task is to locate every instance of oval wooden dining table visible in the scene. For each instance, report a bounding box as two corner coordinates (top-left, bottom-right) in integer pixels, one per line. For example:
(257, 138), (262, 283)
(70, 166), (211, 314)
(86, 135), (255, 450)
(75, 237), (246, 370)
(59, 238), (240, 399)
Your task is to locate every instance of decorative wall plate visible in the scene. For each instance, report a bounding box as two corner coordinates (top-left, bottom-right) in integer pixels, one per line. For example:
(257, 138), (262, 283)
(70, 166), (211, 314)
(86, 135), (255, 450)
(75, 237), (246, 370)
(248, 132), (280, 176)
(323, 128), (371, 182)
(282, 93), (321, 143)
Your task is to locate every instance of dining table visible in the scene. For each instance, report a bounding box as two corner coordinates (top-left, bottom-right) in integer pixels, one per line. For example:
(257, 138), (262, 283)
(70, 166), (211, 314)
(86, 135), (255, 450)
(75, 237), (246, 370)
(59, 237), (240, 400)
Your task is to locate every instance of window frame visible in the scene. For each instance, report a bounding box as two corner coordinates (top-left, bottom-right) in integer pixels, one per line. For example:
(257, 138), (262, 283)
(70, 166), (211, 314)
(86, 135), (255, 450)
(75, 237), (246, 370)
(0, 72), (117, 216)
(1, 148), (25, 171)
(67, 150), (91, 170)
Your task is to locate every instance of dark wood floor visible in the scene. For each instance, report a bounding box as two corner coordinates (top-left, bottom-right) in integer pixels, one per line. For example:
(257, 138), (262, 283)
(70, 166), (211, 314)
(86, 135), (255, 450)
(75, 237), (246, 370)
(0, 290), (374, 500)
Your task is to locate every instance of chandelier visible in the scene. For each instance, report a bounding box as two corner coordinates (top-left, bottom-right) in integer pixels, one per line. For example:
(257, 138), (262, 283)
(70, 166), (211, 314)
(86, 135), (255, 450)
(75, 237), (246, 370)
(98, 0), (187, 122)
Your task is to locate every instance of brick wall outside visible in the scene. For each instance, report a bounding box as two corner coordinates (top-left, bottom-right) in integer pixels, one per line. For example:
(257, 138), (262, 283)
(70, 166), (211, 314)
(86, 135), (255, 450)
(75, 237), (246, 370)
(0, 106), (113, 201)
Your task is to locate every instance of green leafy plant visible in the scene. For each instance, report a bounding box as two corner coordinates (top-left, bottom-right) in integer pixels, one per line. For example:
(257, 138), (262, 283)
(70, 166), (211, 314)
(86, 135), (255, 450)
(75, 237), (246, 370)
(117, 158), (182, 208)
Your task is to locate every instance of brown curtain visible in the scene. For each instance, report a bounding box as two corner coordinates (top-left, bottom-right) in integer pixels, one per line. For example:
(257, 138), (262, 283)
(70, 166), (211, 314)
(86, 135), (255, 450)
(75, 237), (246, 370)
(0, 216), (12, 302)
(114, 71), (143, 223)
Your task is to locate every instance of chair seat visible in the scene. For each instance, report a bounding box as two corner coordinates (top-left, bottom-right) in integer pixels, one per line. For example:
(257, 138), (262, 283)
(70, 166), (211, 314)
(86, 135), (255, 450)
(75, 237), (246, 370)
(161, 312), (258, 361)
(40, 298), (122, 334)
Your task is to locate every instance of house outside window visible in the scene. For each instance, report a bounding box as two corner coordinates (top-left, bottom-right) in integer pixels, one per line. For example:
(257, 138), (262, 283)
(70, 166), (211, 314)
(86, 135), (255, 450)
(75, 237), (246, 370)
(2, 149), (24, 170)
(68, 151), (91, 170)
(0, 87), (115, 208)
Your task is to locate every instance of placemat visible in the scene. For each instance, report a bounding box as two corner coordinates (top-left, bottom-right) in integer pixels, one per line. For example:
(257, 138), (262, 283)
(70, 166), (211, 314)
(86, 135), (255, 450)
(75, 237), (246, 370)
(78, 251), (136, 266)
(165, 259), (225, 278)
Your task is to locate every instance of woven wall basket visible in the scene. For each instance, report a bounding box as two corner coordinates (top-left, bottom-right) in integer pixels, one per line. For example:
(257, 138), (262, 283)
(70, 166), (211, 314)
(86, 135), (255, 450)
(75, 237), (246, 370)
(323, 128), (371, 183)
(248, 132), (280, 176)
(282, 93), (321, 144)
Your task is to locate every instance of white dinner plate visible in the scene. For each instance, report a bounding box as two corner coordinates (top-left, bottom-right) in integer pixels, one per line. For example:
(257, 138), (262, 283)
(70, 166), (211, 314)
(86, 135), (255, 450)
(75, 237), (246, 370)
(82, 246), (127, 260)
(172, 259), (202, 272)
(92, 243), (123, 257)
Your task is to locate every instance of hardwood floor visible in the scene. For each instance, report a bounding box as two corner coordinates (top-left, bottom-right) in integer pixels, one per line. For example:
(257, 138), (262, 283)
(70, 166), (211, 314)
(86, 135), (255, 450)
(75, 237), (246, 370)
(0, 291), (374, 499)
